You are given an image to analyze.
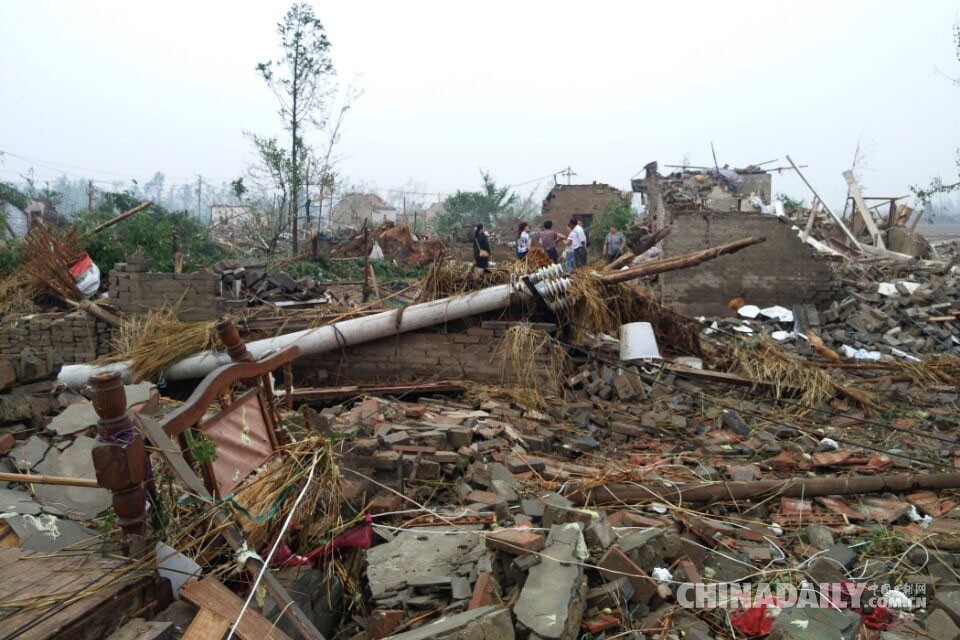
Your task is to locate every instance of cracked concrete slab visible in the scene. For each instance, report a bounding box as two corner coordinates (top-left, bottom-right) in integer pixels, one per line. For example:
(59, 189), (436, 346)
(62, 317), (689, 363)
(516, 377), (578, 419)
(32, 435), (111, 521)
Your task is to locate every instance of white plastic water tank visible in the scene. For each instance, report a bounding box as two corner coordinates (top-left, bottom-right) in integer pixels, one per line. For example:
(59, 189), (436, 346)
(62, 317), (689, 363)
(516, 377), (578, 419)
(619, 322), (661, 361)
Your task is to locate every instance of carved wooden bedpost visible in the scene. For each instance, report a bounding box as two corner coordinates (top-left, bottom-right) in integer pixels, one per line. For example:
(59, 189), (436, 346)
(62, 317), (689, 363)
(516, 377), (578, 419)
(90, 371), (148, 538)
(217, 316), (253, 364)
(218, 316), (287, 444)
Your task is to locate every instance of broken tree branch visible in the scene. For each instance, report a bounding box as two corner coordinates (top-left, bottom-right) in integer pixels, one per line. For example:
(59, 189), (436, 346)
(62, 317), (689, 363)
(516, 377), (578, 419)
(66, 299), (122, 327)
(596, 236), (766, 284)
(86, 201), (152, 235)
(566, 471), (960, 506)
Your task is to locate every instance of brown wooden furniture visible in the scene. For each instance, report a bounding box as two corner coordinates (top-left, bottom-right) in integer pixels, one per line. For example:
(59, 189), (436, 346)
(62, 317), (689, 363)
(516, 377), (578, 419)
(158, 346), (299, 498)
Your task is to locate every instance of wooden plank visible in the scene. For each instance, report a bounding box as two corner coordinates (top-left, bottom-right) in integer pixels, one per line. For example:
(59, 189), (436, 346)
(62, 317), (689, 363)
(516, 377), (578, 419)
(0, 547), (155, 640)
(183, 608), (231, 640)
(843, 170), (886, 249)
(23, 573), (154, 640)
(180, 578), (291, 640)
(800, 198), (820, 242)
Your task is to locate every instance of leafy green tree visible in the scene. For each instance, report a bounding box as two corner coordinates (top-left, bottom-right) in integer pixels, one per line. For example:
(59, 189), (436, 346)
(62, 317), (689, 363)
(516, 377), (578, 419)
(231, 178), (247, 203)
(433, 172), (519, 235)
(257, 2), (335, 254)
(589, 199), (637, 247)
(76, 194), (226, 272)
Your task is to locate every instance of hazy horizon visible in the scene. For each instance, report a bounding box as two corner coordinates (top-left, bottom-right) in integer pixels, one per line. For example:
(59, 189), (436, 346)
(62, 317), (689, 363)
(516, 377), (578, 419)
(1, 0), (958, 213)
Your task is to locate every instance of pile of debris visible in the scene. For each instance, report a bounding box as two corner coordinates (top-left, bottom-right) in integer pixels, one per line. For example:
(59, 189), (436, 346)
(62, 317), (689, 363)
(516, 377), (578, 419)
(214, 258), (330, 308)
(333, 221), (446, 266)
(711, 250), (960, 362)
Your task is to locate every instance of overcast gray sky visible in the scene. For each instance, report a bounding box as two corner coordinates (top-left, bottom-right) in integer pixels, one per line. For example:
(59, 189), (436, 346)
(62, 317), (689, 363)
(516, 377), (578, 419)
(1, 0), (958, 209)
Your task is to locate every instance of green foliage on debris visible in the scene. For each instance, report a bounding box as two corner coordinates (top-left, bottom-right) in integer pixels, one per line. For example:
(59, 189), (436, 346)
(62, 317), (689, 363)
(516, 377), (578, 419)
(0, 182), (30, 211)
(0, 239), (23, 274)
(588, 198), (637, 247)
(281, 256), (427, 282)
(776, 193), (807, 211)
(76, 193), (227, 272)
(185, 430), (218, 465)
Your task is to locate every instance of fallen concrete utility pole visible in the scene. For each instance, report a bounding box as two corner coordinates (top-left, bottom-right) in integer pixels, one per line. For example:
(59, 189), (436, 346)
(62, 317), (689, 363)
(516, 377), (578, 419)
(59, 282), (526, 388)
(566, 471), (960, 506)
(596, 236), (766, 284)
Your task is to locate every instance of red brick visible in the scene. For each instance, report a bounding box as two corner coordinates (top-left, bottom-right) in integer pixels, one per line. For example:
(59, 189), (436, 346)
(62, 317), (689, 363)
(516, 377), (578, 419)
(582, 613), (621, 634)
(367, 494), (404, 515)
(485, 527), (546, 555)
(598, 546), (657, 603)
(403, 406), (427, 418)
(465, 490), (505, 506)
(367, 609), (405, 639)
(0, 433), (15, 455)
(467, 571), (501, 610)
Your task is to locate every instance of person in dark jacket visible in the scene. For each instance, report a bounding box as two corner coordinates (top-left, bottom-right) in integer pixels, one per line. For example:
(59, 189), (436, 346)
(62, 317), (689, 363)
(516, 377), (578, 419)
(473, 224), (491, 271)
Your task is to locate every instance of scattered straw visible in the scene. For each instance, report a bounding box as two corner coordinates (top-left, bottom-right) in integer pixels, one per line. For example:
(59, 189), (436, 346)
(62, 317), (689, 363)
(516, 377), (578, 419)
(21, 223), (84, 302)
(730, 337), (877, 412)
(0, 271), (38, 316)
(494, 323), (569, 407)
(561, 272), (704, 358)
(99, 306), (219, 381)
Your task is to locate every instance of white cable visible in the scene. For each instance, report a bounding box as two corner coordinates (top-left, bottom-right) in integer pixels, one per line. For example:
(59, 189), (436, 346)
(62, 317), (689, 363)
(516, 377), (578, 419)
(226, 453), (319, 640)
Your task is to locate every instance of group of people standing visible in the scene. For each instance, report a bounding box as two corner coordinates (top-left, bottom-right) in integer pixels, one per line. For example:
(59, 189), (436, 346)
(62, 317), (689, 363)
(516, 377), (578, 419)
(473, 219), (626, 271)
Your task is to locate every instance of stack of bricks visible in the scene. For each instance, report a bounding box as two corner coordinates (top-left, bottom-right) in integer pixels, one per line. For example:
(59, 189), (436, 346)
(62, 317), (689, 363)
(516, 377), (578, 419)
(109, 264), (220, 323)
(0, 311), (110, 364)
(298, 321), (559, 388)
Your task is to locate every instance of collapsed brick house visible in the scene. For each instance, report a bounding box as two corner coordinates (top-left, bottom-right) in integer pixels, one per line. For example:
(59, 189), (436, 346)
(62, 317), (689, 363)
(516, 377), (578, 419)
(632, 161), (838, 316)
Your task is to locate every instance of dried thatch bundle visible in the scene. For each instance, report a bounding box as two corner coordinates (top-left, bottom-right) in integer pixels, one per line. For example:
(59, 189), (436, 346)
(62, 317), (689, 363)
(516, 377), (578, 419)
(229, 435), (342, 552)
(99, 306), (219, 381)
(494, 323), (569, 407)
(21, 223), (84, 301)
(416, 257), (512, 301)
(561, 272), (703, 358)
(730, 337), (878, 412)
(0, 271), (39, 317)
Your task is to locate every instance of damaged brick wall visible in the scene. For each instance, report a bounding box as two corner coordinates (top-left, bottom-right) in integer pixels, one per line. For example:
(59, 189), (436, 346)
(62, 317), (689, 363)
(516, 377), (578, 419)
(0, 311), (111, 363)
(297, 321), (557, 388)
(541, 184), (629, 233)
(109, 265), (220, 322)
(661, 211), (839, 315)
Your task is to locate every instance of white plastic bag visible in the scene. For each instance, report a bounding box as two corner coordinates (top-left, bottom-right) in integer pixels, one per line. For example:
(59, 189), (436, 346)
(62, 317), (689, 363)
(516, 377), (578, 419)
(70, 253), (101, 298)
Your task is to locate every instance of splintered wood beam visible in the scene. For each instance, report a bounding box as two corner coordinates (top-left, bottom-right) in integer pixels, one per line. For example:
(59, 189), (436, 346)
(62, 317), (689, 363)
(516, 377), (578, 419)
(843, 170), (886, 249)
(786, 155), (863, 251)
(596, 236), (766, 284)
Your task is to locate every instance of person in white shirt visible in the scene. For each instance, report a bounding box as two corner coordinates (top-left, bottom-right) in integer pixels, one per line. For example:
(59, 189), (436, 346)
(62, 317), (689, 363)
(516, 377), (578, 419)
(516, 222), (530, 260)
(571, 218), (588, 268)
(564, 220), (577, 271)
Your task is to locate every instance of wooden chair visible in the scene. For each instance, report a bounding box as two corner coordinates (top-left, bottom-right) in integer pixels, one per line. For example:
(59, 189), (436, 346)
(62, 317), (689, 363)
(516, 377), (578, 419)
(158, 345), (299, 498)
